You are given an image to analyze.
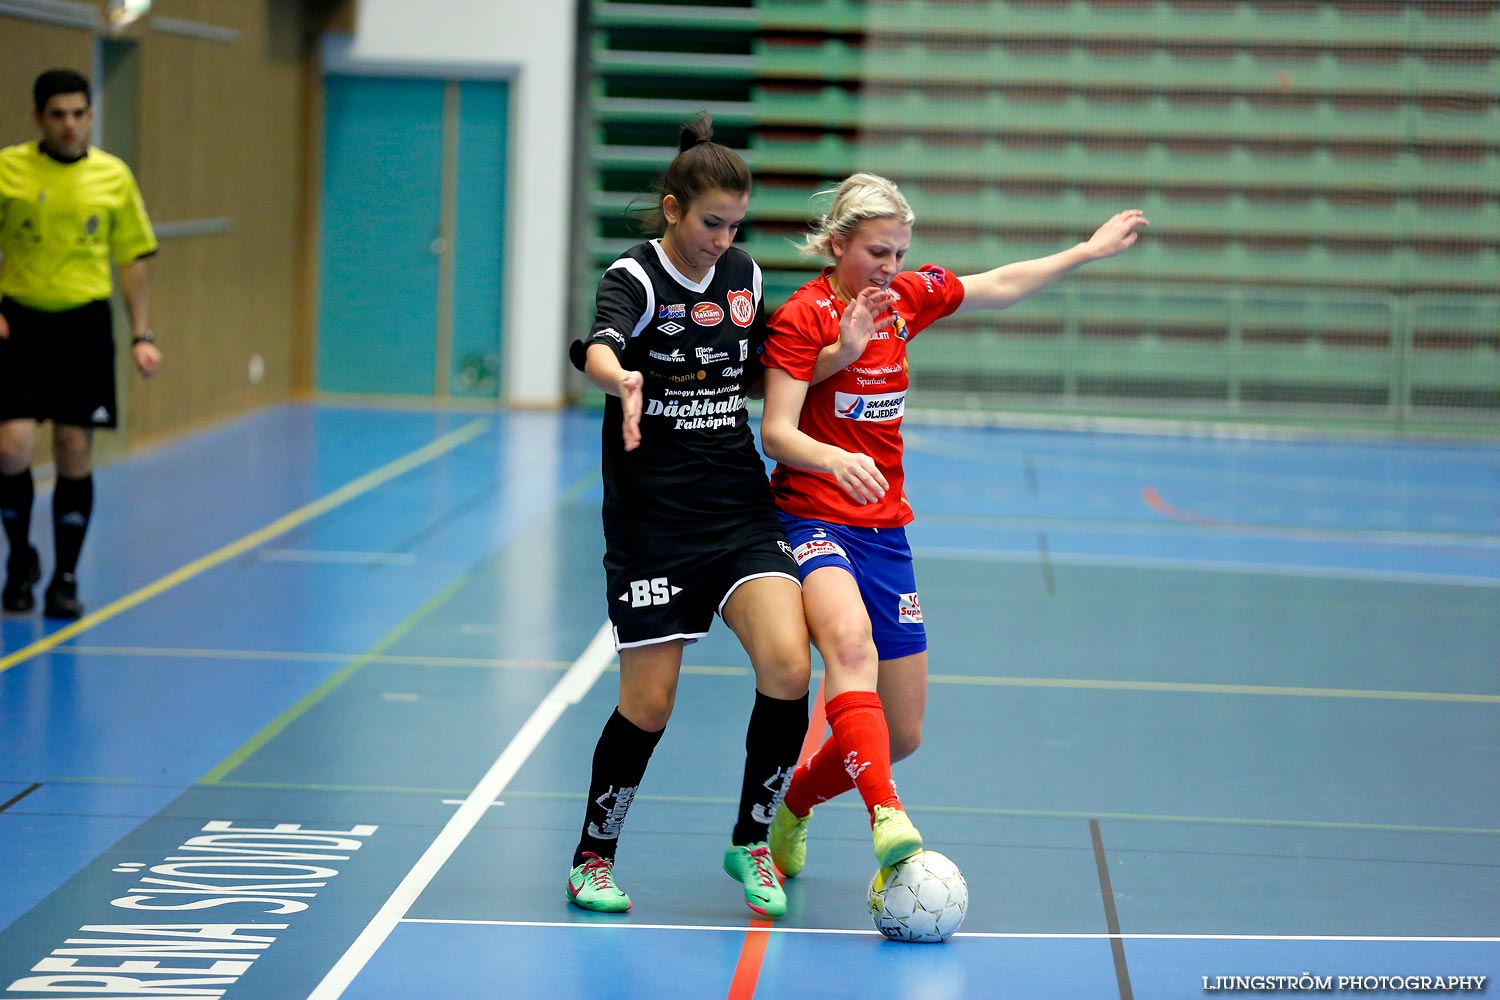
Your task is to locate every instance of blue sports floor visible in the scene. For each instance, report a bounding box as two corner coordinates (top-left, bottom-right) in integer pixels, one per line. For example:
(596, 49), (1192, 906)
(1, 403), (1496, 999)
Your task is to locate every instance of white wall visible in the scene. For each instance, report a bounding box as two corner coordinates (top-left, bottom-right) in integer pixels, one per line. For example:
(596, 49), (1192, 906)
(324, 0), (575, 407)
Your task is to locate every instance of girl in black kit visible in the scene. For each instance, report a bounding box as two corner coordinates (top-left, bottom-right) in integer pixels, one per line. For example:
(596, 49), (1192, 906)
(565, 116), (809, 918)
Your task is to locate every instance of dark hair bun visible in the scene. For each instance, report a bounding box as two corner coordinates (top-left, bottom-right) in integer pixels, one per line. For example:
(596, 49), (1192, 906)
(678, 112), (714, 153)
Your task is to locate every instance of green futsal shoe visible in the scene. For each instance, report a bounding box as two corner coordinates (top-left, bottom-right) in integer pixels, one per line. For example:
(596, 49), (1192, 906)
(723, 842), (787, 919)
(567, 852), (631, 912)
(768, 803), (812, 879)
(871, 805), (923, 867)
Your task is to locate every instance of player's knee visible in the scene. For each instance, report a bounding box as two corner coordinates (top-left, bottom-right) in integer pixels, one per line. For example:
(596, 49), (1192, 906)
(618, 691), (675, 732)
(890, 726), (922, 763)
(0, 433), (34, 472)
(51, 435), (91, 472)
(626, 705), (673, 732)
(0, 444), (28, 472)
(752, 648), (811, 699)
(818, 627), (877, 680)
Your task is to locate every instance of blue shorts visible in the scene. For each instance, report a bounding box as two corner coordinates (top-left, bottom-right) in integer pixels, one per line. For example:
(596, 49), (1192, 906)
(777, 514), (926, 660)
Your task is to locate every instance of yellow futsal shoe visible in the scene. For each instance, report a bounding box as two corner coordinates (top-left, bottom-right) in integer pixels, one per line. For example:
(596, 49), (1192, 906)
(723, 842), (787, 918)
(768, 802), (812, 879)
(871, 805), (923, 867)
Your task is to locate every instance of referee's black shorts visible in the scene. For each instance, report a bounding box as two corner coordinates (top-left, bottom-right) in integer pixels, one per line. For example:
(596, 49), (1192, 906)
(0, 298), (118, 428)
(603, 520), (800, 650)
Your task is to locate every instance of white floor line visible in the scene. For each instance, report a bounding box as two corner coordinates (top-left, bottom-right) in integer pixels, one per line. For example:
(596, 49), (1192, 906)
(307, 621), (616, 999)
(399, 918), (1500, 944)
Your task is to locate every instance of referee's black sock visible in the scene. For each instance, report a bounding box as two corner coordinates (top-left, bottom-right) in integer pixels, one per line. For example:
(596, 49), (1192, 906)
(573, 708), (665, 868)
(0, 469), (34, 563)
(51, 473), (94, 576)
(732, 689), (810, 846)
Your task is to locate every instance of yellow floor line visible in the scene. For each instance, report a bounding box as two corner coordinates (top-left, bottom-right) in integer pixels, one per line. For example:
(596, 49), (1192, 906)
(0, 419), (489, 675)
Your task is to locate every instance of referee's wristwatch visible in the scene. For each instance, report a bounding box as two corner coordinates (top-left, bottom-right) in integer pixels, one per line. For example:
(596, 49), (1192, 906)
(131, 331), (156, 346)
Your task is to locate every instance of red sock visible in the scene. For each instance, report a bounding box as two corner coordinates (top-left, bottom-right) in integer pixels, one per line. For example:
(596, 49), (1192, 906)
(825, 690), (901, 823)
(783, 734), (854, 818)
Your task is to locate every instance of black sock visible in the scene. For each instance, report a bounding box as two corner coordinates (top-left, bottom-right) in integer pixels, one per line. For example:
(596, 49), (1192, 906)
(573, 708), (665, 867)
(1, 469), (35, 565)
(51, 473), (93, 577)
(732, 689), (810, 846)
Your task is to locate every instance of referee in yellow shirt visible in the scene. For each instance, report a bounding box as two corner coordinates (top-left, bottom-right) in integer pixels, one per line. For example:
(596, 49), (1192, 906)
(0, 69), (161, 619)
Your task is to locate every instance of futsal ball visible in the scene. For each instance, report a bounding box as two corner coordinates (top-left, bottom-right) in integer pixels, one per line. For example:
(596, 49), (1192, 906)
(867, 850), (968, 943)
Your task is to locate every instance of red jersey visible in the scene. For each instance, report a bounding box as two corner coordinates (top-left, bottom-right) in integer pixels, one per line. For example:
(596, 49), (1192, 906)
(763, 265), (965, 528)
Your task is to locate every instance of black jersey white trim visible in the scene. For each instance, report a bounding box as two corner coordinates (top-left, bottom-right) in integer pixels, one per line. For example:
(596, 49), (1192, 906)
(649, 239), (713, 294)
(572, 241), (778, 541)
(607, 256), (656, 338)
(614, 627), (712, 650)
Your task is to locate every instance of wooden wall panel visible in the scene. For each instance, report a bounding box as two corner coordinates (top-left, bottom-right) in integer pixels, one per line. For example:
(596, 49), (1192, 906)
(0, 22), (94, 140)
(2, 2), (335, 453)
(125, 0), (315, 443)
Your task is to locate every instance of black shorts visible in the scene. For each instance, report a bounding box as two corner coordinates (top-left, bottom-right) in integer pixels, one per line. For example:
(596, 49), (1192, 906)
(603, 522), (800, 649)
(0, 298), (118, 428)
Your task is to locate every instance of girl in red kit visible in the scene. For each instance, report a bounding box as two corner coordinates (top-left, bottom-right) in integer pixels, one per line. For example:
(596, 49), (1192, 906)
(759, 172), (1147, 877)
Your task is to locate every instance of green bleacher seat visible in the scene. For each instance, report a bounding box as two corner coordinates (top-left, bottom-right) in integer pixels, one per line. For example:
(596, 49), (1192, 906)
(592, 2), (756, 31)
(579, 0), (1500, 425)
(592, 45), (756, 80)
(756, 0), (1500, 50)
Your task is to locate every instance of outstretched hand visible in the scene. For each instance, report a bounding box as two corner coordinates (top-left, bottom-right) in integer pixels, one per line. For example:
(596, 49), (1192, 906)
(1084, 209), (1149, 260)
(836, 286), (897, 362)
(618, 370), (645, 451)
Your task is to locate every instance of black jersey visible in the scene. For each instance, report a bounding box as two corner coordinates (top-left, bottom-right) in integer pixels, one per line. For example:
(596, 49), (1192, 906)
(571, 240), (776, 543)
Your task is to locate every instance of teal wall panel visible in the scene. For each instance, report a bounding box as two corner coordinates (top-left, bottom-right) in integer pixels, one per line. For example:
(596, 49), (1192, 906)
(318, 75), (444, 395)
(451, 80), (509, 400)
